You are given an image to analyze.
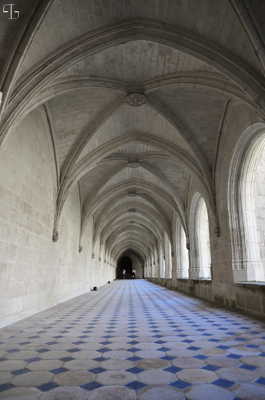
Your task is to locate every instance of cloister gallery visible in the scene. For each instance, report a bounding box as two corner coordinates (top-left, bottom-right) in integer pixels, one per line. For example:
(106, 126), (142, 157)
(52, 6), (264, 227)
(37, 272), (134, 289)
(0, 1), (265, 399)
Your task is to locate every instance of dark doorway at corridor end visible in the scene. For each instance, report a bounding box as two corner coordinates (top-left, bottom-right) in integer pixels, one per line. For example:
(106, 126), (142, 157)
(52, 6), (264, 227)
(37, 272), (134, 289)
(116, 256), (133, 279)
(116, 249), (145, 279)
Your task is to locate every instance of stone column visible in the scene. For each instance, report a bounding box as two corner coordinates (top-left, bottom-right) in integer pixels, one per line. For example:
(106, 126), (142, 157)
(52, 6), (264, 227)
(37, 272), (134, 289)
(171, 251), (177, 282)
(189, 240), (200, 280)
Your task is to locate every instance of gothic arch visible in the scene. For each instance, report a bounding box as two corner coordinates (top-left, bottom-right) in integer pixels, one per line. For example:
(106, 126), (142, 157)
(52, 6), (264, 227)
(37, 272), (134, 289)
(228, 122), (265, 282)
(189, 192), (212, 280)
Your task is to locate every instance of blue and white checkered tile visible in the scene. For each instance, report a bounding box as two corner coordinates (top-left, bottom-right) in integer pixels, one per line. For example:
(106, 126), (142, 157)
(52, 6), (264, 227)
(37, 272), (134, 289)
(0, 280), (264, 399)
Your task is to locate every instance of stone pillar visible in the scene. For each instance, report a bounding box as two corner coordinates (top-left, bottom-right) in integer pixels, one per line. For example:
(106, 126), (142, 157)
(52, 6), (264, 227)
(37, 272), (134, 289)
(189, 240), (200, 280)
(164, 234), (172, 279)
(158, 245), (164, 278)
(171, 251), (177, 282)
(147, 257), (151, 278)
(154, 247), (159, 278)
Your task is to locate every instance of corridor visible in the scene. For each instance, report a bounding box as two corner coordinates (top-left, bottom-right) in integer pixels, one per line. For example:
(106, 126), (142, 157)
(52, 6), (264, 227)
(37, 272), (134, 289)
(0, 280), (265, 400)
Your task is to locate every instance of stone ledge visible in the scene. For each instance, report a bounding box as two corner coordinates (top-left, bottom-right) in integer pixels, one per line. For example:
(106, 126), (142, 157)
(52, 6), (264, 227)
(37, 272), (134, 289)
(234, 281), (265, 292)
(176, 278), (189, 281)
(188, 279), (212, 285)
(148, 278), (265, 319)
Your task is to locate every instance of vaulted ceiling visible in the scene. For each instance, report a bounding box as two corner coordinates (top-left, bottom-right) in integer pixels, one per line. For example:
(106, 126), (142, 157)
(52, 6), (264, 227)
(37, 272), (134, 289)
(1, 0), (265, 263)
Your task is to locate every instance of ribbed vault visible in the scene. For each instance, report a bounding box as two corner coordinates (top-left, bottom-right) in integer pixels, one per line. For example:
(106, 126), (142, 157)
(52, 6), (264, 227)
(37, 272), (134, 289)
(1, 0), (265, 272)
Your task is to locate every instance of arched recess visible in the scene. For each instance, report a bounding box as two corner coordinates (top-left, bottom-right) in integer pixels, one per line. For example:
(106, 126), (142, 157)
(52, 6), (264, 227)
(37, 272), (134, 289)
(81, 179), (181, 243)
(52, 130), (216, 241)
(98, 196), (165, 279)
(112, 240), (148, 264)
(116, 249), (144, 279)
(110, 233), (154, 257)
(127, 249), (145, 278)
(103, 220), (158, 246)
(189, 193), (212, 280)
(101, 214), (163, 249)
(114, 244), (147, 263)
(92, 196), (170, 243)
(116, 255), (133, 279)
(107, 230), (156, 257)
(228, 122), (265, 282)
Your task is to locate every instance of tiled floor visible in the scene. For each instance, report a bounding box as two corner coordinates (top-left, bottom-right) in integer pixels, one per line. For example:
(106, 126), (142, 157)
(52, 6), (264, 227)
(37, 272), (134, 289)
(0, 280), (265, 399)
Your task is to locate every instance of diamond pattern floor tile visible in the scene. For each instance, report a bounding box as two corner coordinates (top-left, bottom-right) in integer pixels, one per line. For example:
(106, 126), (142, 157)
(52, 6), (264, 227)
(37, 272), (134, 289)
(0, 280), (264, 399)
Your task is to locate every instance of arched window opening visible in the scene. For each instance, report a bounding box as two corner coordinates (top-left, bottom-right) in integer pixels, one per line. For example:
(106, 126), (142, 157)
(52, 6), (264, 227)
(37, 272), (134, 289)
(180, 225), (189, 278)
(196, 197), (212, 279)
(228, 124), (265, 283)
(237, 133), (265, 282)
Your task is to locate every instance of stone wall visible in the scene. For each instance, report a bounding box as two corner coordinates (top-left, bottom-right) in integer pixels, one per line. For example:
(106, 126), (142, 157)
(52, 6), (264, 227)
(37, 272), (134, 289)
(0, 108), (115, 328)
(148, 102), (265, 319)
(148, 278), (265, 319)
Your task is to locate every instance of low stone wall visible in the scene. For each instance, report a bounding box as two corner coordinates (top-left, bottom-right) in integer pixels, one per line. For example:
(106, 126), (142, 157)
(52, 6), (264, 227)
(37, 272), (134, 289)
(233, 283), (265, 318)
(148, 278), (265, 319)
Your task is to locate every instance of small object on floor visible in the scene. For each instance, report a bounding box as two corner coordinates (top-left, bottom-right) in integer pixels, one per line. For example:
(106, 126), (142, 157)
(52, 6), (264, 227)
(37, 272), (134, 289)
(91, 286), (98, 291)
(108, 281), (111, 284)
